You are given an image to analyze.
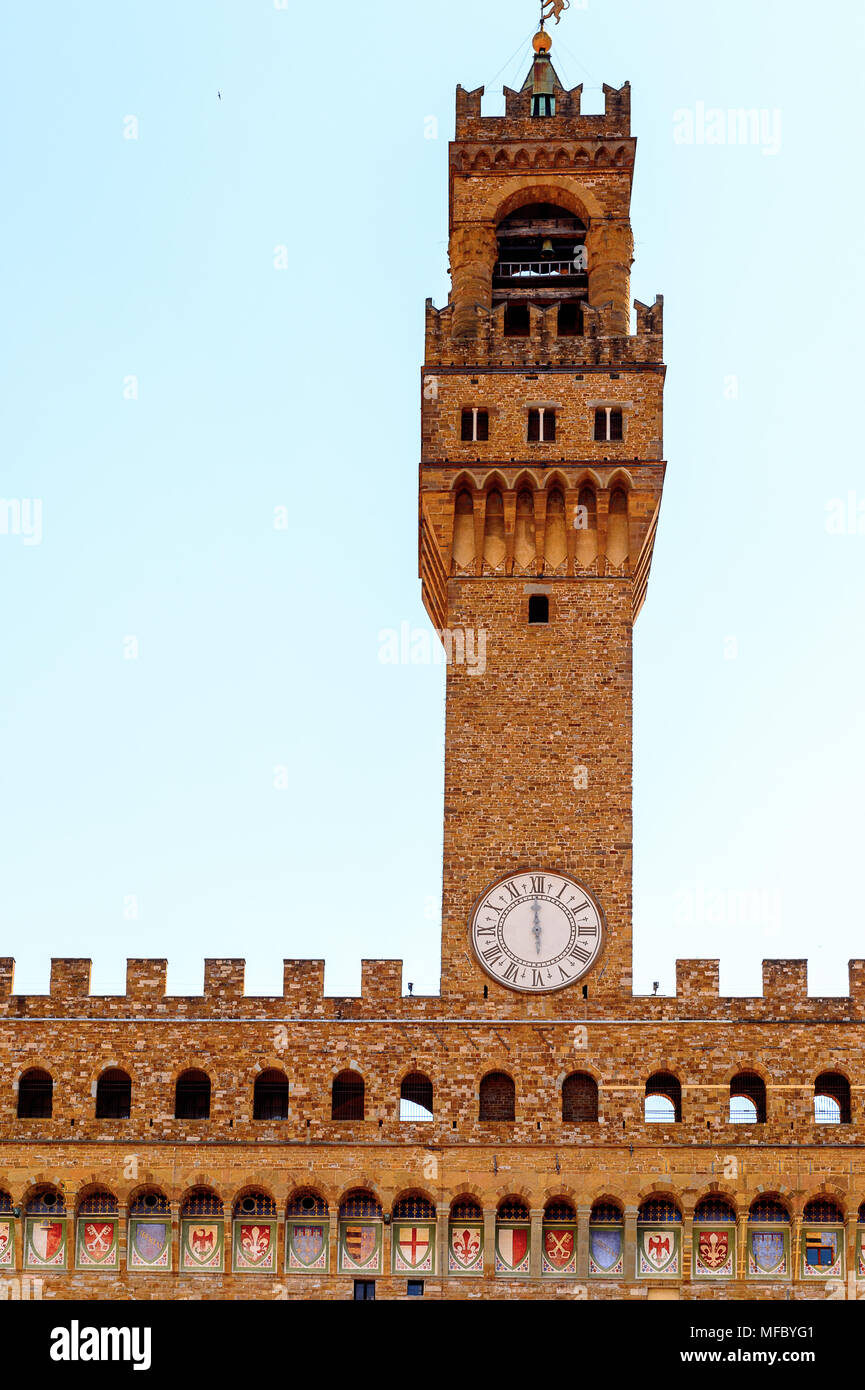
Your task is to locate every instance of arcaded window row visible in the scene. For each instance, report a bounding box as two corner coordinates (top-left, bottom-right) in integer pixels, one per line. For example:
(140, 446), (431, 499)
(11, 1066), (855, 1125)
(1, 1186), (861, 1283)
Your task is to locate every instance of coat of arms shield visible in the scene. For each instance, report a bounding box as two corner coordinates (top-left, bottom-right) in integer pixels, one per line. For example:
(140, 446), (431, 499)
(133, 1222), (168, 1265)
(589, 1227), (623, 1273)
(641, 1228), (676, 1272)
(450, 1225), (482, 1270)
(344, 1224), (377, 1268)
(697, 1229), (730, 1271)
(291, 1224), (325, 1267)
(82, 1220), (116, 1264)
(543, 1227), (575, 1271)
(752, 1231), (785, 1274)
(238, 1223), (272, 1268)
(396, 1225), (430, 1270)
(184, 1222), (222, 1269)
(30, 1219), (64, 1264)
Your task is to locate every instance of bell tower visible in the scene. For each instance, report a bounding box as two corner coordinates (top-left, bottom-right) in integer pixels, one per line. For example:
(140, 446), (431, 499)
(420, 27), (666, 1010)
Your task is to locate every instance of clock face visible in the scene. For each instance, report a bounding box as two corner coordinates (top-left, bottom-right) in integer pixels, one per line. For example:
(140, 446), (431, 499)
(470, 869), (604, 994)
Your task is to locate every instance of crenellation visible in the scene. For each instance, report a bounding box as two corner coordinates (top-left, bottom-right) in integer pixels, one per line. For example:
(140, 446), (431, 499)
(126, 958), (167, 1000)
(283, 959), (326, 1014)
(203, 958), (245, 1004)
(675, 959), (720, 1004)
(360, 960), (403, 1007)
(49, 958), (91, 999)
(762, 960), (809, 1009)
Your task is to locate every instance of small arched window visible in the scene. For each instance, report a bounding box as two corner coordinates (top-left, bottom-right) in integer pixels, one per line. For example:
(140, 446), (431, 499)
(332, 1070), (364, 1121)
(694, 1197), (736, 1224)
(814, 1072), (851, 1125)
(253, 1069), (289, 1121)
(749, 1197), (789, 1222)
(400, 1072), (433, 1121)
(645, 1071), (681, 1123)
(729, 1072), (766, 1124)
(95, 1068), (132, 1119)
(479, 1071), (515, 1122)
(17, 1068), (53, 1119)
(562, 1072), (598, 1122)
(175, 1069), (210, 1120)
(287, 1191), (328, 1218)
(393, 1195), (436, 1220)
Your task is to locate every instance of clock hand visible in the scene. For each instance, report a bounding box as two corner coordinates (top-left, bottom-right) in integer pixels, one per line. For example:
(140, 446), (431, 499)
(531, 898), (542, 956)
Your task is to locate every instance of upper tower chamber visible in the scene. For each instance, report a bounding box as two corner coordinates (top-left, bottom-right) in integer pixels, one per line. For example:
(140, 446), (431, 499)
(420, 31), (665, 638)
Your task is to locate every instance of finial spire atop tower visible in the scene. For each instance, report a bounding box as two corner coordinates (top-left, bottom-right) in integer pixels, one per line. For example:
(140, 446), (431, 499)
(539, 0), (570, 30)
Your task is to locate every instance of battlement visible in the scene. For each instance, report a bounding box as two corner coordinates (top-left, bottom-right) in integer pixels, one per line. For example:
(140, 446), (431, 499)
(424, 295), (663, 370)
(2, 955), (864, 1021)
(455, 81), (632, 140)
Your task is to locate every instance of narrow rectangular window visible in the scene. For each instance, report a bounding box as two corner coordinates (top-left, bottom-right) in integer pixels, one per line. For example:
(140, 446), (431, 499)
(504, 303), (530, 337)
(528, 594), (549, 624)
(557, 303), (581, 337)
(528, 409), (540, 442)
(476, 409), (489, 441)
(461, 409), (473, 441)
(545, 409), (556, 442)
(594, 407), (624, 442)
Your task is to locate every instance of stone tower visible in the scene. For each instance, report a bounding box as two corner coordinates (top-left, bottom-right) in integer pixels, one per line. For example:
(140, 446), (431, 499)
(420, 30), (665, 1006)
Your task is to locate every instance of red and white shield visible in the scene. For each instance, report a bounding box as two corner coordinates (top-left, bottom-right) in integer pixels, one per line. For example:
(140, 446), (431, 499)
(544, 1227), (574, 1270)
(450, 1226), (481, 1269)
(698, 1229), (729, 1271)
(397, 1226), (430, 1269)
(83, 1221), (115, 1262)
(498, 1227), (529, 1268)
(186, 1222), (221, 1267)
(239, 1224), (272, 1266)
(643, 1229), (673, 1270)
(31, 1219), (63, 1263)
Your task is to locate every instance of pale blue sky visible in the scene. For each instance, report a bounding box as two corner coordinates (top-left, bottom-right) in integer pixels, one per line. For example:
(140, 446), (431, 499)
(1, 0), (864, 999)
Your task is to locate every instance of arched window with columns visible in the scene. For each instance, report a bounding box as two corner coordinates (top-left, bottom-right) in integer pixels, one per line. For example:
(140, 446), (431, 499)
(589, 1200), (624, 1278)
(338, 1190), (383, 1277)
(693, 1196), (736, 1279)
(801, 1198), (845, 1280)
(180, 1190), (225, 1274)
(747, 1196), (791, 1281)
(637, 1198), (682, 1278)
(542, 1199), (577, 1278)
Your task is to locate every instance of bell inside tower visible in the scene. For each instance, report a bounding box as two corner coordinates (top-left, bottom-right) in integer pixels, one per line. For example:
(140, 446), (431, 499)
(495, 203), (588, 336)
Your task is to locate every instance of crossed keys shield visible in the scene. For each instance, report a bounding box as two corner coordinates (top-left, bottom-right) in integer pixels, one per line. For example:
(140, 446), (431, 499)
(543, 1227), (574, 1270)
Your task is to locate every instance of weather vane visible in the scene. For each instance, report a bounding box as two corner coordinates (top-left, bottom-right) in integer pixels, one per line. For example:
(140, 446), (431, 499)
(540, 0), (570, 29)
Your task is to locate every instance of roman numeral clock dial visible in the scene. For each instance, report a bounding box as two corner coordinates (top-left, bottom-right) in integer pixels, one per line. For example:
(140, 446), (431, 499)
(470, 870), (605, 994)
